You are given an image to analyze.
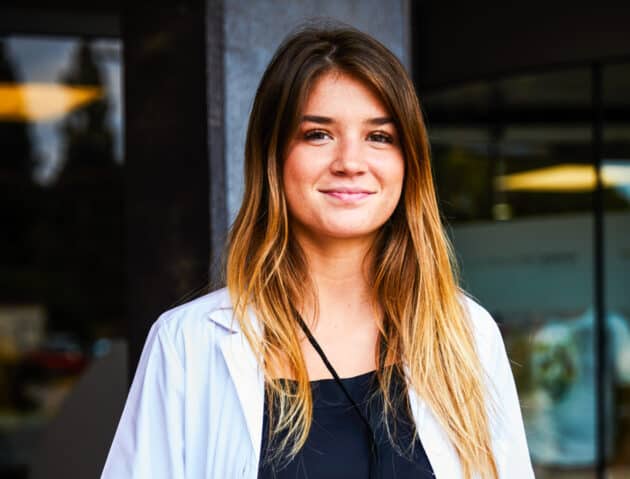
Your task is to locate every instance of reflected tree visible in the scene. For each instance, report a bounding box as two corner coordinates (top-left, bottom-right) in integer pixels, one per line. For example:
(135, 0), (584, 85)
(42, 40), (124, 344)
(58, 42), (115, 177)
(0, 40), (36, 283)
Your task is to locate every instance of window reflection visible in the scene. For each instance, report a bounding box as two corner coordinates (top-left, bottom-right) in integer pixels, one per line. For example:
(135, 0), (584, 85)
(428, 69), (594, 223)
(0, 35), (123, 477)
(424, 64), (629, 477)
(604, 62), (630, 474)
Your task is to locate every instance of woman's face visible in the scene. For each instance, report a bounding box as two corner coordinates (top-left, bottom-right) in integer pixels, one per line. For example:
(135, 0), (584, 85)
(283, 71), (404, 245)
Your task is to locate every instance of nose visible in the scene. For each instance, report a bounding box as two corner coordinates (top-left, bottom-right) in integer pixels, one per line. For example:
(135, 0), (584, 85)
(331, 136), (366, 176)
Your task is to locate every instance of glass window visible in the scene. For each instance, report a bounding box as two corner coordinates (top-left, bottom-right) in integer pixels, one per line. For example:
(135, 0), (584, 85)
(426, 69), (594, 223)
(0, 35), (123, 478)
(425, 68), (600, 478)
(603, 62), (630, 476)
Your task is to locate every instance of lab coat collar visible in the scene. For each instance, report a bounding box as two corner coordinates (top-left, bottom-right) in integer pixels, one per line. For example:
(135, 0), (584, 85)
(206, 291), (240, 332)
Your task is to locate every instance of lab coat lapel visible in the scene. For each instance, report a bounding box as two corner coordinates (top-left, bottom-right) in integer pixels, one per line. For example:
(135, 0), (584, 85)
(408, 386), (455, 477)
(217, 310), (265, 465)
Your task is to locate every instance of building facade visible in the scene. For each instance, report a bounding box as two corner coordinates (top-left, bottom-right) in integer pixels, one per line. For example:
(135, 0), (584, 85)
(0, 1), (628, 478)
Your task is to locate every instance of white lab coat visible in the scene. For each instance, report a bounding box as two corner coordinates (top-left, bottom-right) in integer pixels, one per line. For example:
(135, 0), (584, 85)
(101, 288), (534, 478)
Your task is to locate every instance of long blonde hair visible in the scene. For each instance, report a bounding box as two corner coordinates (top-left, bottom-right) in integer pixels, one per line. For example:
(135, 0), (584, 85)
(226, 24), (498, 478)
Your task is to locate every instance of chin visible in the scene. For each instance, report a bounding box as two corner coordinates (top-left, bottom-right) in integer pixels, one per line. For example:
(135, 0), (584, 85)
(317, 223), (382, 241)
(291, 214), (391, 243)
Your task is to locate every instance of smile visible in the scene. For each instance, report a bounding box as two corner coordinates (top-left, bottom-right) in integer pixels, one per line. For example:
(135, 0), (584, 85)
(318, 188), (375, 202)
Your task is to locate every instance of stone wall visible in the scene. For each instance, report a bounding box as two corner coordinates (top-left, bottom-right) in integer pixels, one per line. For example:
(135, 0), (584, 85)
(222, 0), (410, 221)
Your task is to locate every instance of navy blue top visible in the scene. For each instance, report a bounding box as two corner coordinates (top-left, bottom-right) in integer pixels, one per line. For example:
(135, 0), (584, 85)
(258, 369), (434, 478)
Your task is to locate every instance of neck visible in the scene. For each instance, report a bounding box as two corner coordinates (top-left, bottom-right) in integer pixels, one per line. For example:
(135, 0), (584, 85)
(293, 228), (378, 329)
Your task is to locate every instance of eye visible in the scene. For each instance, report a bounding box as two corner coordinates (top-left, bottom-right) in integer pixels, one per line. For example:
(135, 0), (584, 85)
(368, 131), (394, 144)
(303, 130), (332, 142)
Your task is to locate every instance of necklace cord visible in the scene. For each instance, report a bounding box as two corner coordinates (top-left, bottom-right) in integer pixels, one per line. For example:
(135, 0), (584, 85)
(295, 313), (381, 479)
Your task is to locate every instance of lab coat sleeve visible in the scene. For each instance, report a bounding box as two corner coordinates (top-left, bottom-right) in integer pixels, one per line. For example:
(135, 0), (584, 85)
(101, 316), (185, 478)
(487, 318), (535, 479)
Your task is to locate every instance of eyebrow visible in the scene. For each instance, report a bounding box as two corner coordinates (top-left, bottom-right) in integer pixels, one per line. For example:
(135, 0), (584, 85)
(301, 115), (394, 126)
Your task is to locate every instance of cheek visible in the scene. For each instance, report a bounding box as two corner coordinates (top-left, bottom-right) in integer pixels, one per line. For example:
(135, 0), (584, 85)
(282, 152), (315, 215)
(283, 147), (325, 192)
(384, 158), (405, 197)
(283, 159), (303, 198)
(382, 160), (405, 216)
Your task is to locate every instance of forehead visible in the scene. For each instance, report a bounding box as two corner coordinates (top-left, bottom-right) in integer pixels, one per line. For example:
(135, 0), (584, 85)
(302, 71), (390, 117)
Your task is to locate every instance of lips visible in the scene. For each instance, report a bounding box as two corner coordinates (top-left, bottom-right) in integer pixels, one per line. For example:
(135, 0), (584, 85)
(318, 187), (375, 201)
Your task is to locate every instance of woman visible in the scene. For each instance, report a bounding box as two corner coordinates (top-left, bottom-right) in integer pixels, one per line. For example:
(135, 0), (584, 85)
(102, 25), (534, 479)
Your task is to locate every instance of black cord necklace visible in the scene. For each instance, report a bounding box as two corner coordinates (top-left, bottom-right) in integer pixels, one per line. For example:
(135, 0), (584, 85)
(294, 313), (381, 479)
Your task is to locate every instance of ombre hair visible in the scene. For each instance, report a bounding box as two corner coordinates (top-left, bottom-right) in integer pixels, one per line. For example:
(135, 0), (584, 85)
(226, 23), (498, 479)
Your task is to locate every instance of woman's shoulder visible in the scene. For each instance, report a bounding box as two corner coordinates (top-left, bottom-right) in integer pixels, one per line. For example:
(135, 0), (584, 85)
(459, 293), (505, 362)
(148, 287), (238, 352)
